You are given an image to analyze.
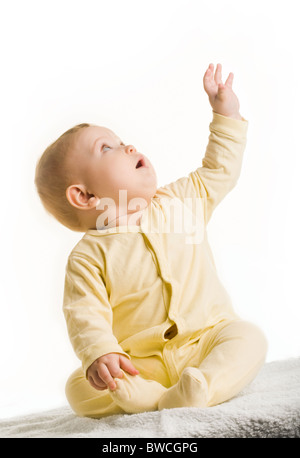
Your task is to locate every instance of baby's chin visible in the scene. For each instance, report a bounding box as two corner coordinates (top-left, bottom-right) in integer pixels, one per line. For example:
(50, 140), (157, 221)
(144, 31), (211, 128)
(131, 191), (154, 207)
(140, 183), (158, 201)
(133, 176), (157, 198)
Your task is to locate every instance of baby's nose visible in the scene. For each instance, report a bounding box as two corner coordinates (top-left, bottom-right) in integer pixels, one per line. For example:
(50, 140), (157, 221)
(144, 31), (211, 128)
(125, 145), (136, 155)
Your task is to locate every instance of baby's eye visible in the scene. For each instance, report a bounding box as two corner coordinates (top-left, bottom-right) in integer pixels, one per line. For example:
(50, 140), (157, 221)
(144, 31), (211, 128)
(102, 145), (111, 152)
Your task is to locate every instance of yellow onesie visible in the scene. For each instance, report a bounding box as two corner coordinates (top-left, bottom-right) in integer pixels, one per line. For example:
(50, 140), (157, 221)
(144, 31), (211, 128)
(63, 113), (267, 418)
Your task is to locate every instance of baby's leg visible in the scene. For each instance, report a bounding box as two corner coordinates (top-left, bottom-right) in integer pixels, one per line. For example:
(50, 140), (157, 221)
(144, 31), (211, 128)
(109, 371), (167, 414)
(66, 360), (167, 418)
(65, 367), (123, 418)
(159, 320), (267, 410)
(158, 366), (209, 409)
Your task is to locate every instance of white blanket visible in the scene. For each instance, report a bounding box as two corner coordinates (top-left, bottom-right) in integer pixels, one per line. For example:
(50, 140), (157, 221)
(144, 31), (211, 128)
(1, 357), (299, 438)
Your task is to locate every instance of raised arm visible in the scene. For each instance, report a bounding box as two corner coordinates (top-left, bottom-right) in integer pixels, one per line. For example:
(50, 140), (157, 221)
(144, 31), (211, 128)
(156, 63), (248, 224)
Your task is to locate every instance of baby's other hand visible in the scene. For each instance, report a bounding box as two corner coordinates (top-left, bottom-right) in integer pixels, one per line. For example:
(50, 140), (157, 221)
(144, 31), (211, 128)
(87, 353), (139, 391)
(203, 63), (242, 120)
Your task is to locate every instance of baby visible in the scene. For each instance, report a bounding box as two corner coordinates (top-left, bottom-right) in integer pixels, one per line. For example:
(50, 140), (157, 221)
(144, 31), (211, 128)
(35, 63), (267, 417)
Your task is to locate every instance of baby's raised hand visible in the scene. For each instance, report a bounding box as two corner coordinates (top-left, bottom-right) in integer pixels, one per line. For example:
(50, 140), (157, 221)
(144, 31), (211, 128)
(87, 353), (139, 391)
(203, 63), (242, 120)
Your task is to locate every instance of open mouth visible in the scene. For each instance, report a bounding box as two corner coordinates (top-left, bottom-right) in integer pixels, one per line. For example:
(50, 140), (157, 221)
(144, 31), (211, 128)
(135, 156), (146, 169)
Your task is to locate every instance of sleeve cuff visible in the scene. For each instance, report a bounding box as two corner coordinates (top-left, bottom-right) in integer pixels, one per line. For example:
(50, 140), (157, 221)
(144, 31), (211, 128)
(211, 111), (248, 139)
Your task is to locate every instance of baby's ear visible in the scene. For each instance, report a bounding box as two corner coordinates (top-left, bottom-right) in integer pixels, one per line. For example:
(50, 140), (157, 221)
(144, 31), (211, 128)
(66, 184), (98, 210)
(86, 195), (100, 208)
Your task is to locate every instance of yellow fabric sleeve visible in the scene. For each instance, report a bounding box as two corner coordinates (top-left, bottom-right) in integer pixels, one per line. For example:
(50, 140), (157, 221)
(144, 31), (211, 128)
(63, 254), (129, 378)
(156, 112), (248, 223)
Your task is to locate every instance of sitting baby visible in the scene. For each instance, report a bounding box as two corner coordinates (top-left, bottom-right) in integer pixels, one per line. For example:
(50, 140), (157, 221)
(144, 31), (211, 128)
(35, 63), (267, 417)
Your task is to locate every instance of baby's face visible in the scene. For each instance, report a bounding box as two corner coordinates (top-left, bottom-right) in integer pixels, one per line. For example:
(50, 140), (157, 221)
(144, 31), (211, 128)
(70, 125), (157, 207)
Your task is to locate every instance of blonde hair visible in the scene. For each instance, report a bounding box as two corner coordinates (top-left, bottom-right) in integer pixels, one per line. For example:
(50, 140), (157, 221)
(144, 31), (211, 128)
(35, 123), (91, 231)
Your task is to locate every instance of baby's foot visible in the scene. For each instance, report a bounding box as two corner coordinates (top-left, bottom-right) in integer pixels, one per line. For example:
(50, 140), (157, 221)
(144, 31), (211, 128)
(158, 367), (208, 410)
(109, 371), (167, 414)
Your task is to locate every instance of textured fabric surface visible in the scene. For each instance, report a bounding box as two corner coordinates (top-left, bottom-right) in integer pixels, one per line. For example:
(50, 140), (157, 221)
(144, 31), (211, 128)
(1, 358), (299, 438)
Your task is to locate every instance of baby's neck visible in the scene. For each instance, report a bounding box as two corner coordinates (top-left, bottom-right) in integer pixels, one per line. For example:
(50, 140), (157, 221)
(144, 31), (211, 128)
(90, 208), (146, 231)
(104, 211), (143, 229)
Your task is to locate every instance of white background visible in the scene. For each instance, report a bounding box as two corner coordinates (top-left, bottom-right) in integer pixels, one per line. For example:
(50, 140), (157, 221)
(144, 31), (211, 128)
(0, 0), (299, 419)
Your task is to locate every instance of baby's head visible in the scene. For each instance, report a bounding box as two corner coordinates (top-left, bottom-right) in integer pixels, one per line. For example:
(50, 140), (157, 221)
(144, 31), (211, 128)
(35, 124), (157, 232)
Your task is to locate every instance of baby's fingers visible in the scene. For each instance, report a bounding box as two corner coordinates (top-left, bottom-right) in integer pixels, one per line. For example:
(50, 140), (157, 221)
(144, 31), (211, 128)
(214, 63), (222, 85)
(98, 363), (117, 391)
(88, 375), (107, 391)
(225, 72), (234, 88)
(88, 369), (108, 391)
(119, 355), (139, 376)
(203, 64), (214, 85)
(204, 63), (214, 77)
